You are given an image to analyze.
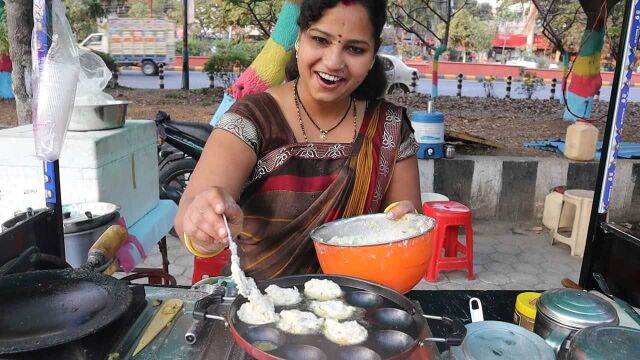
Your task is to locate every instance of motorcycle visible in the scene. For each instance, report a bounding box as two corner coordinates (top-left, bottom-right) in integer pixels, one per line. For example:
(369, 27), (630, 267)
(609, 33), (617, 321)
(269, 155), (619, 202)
(155, 111), (212, 205)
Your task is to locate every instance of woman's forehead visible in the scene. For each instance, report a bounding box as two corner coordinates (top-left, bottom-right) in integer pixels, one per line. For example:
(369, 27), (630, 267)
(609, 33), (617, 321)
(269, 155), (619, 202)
(308, 3), (374, 42)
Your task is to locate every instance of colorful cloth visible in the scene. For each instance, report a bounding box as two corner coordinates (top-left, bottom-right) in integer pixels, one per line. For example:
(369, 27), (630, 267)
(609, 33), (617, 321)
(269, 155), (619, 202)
(564, 30), (605, 121)
(202, 93), (419, 280)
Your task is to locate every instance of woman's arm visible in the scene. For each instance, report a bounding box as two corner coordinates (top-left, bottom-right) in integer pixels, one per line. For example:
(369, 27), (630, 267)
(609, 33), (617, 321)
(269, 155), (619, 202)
(174, 129), (257, 254)
(382, 155), (421, 219)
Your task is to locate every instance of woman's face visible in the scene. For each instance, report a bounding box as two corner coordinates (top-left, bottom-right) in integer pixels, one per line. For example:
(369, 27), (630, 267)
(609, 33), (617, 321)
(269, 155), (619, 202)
(297, 2), (376, 103)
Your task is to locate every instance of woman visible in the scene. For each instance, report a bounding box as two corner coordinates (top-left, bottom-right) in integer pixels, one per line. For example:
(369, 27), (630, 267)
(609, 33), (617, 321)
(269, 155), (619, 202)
(175, 0), (421, 281)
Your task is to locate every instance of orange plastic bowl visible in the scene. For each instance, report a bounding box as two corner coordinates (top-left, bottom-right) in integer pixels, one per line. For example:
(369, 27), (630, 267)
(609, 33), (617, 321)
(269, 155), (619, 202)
(310, 213), (435, 294)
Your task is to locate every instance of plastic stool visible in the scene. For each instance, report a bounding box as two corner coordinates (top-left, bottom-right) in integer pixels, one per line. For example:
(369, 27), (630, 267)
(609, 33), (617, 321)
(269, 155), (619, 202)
(551, 189), (594, 257)
(422, 201), (475, 282)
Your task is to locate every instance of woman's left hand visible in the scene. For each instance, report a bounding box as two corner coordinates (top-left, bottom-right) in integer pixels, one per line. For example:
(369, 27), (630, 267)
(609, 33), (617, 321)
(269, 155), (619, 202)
(384, 200), (417, 220)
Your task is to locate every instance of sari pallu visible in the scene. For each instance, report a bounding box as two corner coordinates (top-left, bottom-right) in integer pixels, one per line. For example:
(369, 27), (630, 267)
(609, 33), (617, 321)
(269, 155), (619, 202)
(231, 100), (408, 280)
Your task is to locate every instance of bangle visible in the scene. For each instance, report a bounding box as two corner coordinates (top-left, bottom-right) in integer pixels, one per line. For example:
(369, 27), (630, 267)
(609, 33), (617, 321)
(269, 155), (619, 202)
(384, 202), (419, 214)
(184, 233), (225, 258)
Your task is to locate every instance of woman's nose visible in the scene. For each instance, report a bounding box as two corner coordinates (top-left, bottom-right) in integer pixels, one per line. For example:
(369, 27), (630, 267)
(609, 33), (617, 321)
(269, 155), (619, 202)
(322, 45), (345, 71)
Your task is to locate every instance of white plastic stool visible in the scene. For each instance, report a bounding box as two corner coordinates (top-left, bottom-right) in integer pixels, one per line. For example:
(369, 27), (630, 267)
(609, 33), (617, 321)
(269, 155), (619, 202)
(421, 192), (449, 204)
(551, 189), (594, 257)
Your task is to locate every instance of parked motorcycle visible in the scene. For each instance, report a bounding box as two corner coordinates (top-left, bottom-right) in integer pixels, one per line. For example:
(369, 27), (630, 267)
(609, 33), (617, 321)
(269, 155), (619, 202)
(155, 111), (212, 205)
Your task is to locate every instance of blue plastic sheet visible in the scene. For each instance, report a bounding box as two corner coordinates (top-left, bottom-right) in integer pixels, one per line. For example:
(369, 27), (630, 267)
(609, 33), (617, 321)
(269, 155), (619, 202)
(524, 139), (640, 159)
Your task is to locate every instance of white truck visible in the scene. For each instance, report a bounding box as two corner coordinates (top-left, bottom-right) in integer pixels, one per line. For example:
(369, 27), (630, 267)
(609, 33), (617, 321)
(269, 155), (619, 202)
(80, 18), (176, 76)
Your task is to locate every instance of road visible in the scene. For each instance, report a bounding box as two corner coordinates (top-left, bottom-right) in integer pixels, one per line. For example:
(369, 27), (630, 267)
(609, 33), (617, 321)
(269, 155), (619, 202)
(118, 69), (640, 103)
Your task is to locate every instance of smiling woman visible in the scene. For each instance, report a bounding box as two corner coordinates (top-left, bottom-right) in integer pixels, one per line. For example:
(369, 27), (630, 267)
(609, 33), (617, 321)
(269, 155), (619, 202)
(175, 0), (422, 282)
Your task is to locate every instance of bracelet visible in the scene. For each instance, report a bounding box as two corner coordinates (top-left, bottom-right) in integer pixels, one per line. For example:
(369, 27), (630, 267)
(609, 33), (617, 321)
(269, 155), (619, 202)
(183, 233), (226, 258)
(384, 202), (419, 214)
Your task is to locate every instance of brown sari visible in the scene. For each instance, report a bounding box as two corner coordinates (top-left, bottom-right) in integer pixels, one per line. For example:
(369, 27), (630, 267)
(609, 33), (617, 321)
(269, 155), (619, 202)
(216, 93), (414, 280)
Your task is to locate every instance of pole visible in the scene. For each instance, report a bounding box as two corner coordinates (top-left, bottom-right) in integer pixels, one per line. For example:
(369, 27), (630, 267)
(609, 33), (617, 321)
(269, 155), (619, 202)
(456, 74), (463, 97)
(181, 0), (189, 90)
(505, 76), (512, 99)
(34, 0), (64, 258)
(159, 63), (165, 89)
(550, 78), (557, 100)
(579, 0), (639, 289)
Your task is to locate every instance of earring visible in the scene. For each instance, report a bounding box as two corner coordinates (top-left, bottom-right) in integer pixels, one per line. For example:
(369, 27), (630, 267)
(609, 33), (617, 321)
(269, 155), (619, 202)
(294, 37), (300, 59)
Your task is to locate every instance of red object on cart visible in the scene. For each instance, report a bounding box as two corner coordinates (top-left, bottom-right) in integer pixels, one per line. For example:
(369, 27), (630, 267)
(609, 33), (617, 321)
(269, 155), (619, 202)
(192, 248), (230, 284)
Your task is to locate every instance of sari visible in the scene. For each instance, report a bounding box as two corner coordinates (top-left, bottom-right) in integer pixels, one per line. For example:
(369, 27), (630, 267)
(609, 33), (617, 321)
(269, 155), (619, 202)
(202, 93), (418, 280)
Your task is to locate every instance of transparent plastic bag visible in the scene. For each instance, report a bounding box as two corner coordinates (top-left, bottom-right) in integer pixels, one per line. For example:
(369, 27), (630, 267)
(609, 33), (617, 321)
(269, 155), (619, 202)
(75, 48), (114, 106)
(31, 0), (80, 161)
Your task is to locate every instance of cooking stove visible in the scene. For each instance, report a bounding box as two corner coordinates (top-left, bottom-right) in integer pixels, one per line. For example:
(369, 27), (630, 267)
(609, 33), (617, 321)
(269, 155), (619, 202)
(1, 283), (441, 360)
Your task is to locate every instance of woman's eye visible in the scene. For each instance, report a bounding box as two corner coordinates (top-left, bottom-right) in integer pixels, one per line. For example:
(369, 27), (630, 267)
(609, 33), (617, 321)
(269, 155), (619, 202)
(312, 36), (329, 45)
(348, 46), (365, 54)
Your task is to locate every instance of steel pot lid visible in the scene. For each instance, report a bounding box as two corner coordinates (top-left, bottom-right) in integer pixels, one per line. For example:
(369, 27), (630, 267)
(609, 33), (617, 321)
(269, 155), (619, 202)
(62, 202), (120, 233)
(537, 289), (618, 329)
(450, 321), (555, 360)
(564, 326), (640, 360)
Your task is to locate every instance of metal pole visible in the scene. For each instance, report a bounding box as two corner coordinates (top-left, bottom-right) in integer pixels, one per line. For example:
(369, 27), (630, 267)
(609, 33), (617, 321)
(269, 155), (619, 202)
(456, 74), (463, 97)
(505, 76), (512, 99)
(181, 0), (189, 90)
(579, 0), (639, 289)
(159, 63), (165, 89)
(550, 78), (557, 100)
(209, 73), (215, 88)
(34, 0), (64, 258)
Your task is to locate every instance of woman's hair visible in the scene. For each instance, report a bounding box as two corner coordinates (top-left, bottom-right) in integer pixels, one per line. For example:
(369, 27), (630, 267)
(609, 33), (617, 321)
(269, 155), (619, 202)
(285, 0), (388, 101)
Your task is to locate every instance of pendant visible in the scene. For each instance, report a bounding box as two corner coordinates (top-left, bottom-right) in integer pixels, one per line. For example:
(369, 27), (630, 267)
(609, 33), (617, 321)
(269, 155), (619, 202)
(320, 130), (328, 141)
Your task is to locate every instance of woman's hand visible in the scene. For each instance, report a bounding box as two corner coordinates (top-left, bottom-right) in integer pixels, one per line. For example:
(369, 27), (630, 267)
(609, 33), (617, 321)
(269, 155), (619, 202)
(384, 200), (417, 220)
(181, 186), (244, 254)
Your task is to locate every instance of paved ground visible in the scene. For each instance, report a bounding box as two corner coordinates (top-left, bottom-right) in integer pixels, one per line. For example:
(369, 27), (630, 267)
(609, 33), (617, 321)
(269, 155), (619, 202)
(134, 220), (582, 291)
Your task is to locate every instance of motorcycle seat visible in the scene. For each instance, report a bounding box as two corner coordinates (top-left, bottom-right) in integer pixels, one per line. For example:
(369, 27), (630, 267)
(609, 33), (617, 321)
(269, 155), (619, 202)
(166, 120), (213, 143)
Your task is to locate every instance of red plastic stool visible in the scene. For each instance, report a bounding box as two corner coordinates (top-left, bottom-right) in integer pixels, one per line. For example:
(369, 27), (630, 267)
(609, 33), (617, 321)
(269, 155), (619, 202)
(192, 248), (231, 284)
(422, 201), (475, 282)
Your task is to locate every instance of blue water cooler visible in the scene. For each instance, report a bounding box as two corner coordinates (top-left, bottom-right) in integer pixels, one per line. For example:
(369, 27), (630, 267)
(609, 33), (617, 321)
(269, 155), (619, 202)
(411, 111), (444, 159)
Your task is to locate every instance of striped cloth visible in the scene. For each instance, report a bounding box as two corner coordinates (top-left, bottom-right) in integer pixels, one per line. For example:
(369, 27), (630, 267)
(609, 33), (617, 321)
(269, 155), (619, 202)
(564, 30), (604, 121)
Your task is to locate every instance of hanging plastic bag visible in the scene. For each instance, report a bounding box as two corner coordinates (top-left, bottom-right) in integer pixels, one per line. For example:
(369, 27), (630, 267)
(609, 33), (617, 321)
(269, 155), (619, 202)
(31, 0), (80, 161)
(75, 48), (115, 106)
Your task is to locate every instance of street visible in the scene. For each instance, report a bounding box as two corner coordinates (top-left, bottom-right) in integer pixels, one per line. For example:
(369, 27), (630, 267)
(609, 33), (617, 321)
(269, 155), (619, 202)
(117, 69), (640, 103)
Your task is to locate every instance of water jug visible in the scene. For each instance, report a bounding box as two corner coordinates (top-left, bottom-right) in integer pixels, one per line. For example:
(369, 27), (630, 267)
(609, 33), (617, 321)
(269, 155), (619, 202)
(564, 120), (598, 161)
(411, 111), (444, 159)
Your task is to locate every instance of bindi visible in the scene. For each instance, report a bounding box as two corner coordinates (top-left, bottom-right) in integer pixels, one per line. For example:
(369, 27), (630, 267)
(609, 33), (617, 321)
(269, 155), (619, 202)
(342, 0), (355, 5)
(338, 34), (342, 43)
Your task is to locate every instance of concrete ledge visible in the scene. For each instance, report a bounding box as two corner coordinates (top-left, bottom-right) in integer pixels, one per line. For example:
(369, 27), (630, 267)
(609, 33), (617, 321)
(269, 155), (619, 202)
(418, 156), (640, 222)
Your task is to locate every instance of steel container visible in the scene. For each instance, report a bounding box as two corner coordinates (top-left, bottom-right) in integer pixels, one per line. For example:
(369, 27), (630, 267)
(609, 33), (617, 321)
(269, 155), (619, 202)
(68, 101), (129, 131)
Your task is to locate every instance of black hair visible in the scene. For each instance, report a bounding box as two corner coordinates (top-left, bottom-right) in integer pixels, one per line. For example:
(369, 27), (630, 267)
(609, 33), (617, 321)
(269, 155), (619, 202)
(285, 0), (388, 101)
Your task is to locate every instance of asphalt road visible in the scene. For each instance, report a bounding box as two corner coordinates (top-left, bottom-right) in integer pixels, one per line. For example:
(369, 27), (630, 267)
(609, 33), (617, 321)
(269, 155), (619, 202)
(117, 69), (639, 103)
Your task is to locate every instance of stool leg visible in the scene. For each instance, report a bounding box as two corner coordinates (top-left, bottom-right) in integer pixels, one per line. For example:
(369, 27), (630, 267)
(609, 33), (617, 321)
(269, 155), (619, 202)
(445, 225), (459, 257)
(464, 222), (475, 280)
(426, 225), (446, 282)
(159, 236), (170, 274)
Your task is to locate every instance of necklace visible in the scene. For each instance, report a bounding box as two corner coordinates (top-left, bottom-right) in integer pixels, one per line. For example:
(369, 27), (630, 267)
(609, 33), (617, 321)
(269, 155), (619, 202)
(294, 78), (356, 142)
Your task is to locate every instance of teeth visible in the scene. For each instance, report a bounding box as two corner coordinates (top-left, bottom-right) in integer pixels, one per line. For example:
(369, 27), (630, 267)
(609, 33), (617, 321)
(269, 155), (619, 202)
(318, 72), (342, 82)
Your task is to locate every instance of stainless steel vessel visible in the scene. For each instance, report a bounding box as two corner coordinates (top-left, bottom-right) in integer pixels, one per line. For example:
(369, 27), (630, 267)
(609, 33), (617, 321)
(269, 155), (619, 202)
(68, 101), (129, 131)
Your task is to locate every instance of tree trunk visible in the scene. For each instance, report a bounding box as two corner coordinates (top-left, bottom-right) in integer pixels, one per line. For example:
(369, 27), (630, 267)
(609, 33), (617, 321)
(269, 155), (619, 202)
(6, 0), (33, 126)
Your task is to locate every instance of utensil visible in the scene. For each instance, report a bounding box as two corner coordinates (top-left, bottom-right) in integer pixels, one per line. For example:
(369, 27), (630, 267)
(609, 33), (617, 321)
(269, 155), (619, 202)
(560, 325), (640, 360)
(133, 298), (184, 356)
(534, 288), (619, 354)
(310, 213), (436, 293)
(200, 274), (465, 360)
(469, 298), (484, 322)
(68, 100), (129, 131)
(593, 272), (640, 327)
(448, 321), (555, 360)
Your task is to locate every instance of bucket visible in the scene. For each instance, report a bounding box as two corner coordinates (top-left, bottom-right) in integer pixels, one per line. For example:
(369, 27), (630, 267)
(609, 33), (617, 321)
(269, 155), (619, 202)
(411, 111), (444, 159)
(62, 202), (120, 267)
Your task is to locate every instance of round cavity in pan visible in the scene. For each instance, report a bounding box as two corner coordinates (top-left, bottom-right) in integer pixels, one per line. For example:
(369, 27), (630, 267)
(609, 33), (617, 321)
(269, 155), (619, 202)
(371, 330), (415, 356)
(335, 345), (382, 360)
(272, 344), (327, 360)
(372, 308), (414, 331)
(243, 325), (286, 352)
(344, 291), (384, 309)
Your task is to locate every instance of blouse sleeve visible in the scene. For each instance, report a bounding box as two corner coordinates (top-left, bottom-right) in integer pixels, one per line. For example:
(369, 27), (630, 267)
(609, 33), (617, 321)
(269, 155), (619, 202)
(215, 112), (262, 155)
(397, 107), (420, 161)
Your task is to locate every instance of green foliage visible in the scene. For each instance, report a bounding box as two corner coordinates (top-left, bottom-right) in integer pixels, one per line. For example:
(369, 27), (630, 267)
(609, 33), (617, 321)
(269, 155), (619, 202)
(66, 0), (109, 41)
(496, 0), (521, 22)
(203, 40), (263, 87)
(128, 1), (150, 18)
(532, 0), (585, 54)
(468, 1), (494, 21)
(0, 4), (8, 55)
(449, 9), (493, 52)
(478, 76), (496, 97)
(518, 72), (545, 99)
(92, 50), (118, 74)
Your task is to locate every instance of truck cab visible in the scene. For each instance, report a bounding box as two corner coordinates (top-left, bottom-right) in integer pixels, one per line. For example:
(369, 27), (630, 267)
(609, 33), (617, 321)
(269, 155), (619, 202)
(80, 33), (108, 54)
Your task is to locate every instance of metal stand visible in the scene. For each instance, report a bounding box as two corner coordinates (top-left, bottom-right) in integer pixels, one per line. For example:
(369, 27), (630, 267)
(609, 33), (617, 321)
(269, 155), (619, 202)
(579, 0), (640, 290)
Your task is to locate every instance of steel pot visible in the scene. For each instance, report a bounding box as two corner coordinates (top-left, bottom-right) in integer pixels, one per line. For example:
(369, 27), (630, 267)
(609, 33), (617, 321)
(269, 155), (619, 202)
(68, 101), (129, 131)
(560, 325), (640, 360)
(534, 289), (619, 354)
(447, 321), (555, 360)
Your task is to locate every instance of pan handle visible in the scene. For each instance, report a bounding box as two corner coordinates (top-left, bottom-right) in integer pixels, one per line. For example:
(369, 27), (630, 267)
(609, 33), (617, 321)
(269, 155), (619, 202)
(421, 314), (467, 347)
(193, 286), (226, 322)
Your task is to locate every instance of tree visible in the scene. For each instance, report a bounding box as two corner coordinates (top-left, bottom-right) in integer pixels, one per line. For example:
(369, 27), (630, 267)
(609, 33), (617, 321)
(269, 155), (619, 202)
(65, 0), (109, 41)
(5, 0), (33, 125)
(222, 0), (282, 39)
(0, 4), (8, 55)
(532, 0), (584, 103)
(128, 0), (150, 18)
(448, 8), (492, 61)
(467, 0), (494, 21)
(388, 0), (471, 96)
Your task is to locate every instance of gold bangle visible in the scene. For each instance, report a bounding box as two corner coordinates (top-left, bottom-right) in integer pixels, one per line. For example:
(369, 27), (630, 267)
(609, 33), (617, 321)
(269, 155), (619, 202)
(184, 233), (225, 258)
(384, 202), (419, 214)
